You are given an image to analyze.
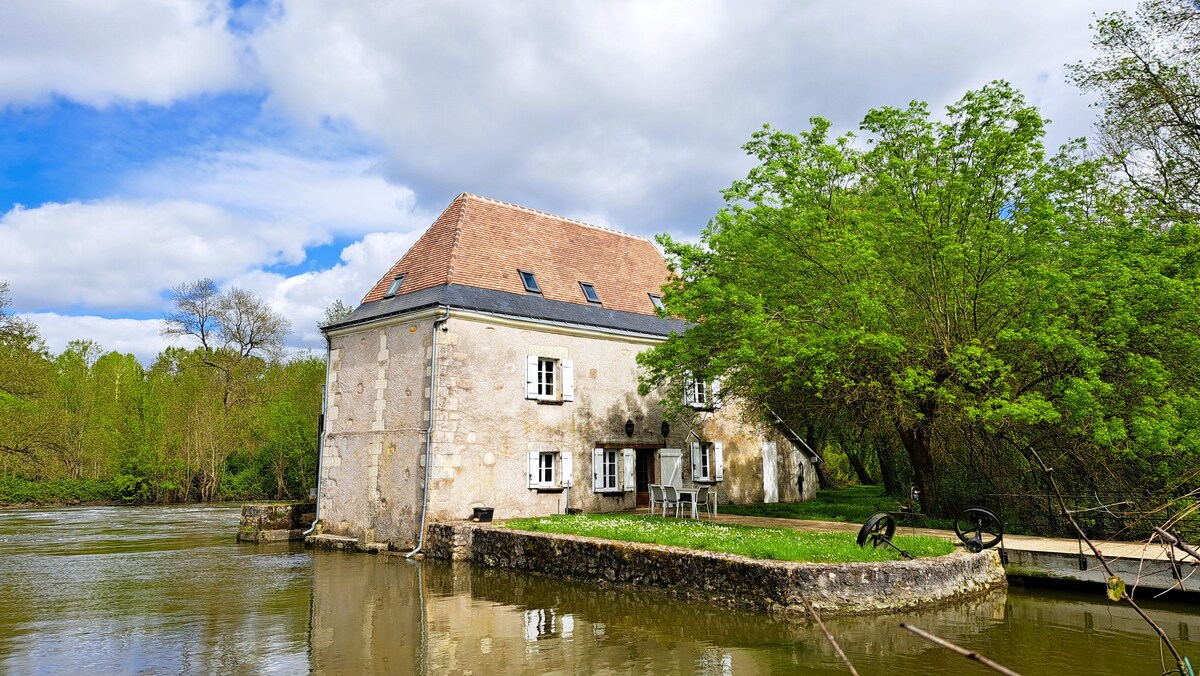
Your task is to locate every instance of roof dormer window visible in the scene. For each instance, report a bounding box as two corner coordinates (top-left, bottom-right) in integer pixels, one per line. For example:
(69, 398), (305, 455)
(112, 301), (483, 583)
(385, 274), (406, 297)
(649, 294), (665, 311)
(519, 270), (541, 294)
(579, 282), (601, 304)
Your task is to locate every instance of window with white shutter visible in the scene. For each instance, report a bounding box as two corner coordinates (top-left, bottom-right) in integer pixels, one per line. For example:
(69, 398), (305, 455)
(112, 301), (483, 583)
(690, 442), (721, 482)
(684, 374), (721, 410)
(659, 449), (682, 489)
(528, 450), (564, 489)
(593, 448), (620, 492)
(622, 449), (634, 491)
(525, 356), (574, 402)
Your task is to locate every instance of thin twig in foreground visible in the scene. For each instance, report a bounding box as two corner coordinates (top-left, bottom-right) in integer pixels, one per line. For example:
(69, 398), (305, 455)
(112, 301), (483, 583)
(900, 623), (1022, 676)
(1021, 445), (1187, 675)
(1154, 527), (1200, 564)
(800, 597), (859, 676)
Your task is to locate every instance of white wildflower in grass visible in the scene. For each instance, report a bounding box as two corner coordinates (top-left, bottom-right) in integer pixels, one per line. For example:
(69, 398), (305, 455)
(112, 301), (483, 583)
(502, 514), (953, 563)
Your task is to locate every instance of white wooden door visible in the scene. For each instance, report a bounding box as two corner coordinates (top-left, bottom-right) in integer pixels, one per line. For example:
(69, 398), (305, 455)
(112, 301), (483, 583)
(659, 449), (682, 489)
(762, 441), (779, 503)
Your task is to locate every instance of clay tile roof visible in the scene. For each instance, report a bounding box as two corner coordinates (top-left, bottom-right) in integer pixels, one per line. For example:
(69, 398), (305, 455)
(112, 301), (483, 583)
(361, 193), (671, 316)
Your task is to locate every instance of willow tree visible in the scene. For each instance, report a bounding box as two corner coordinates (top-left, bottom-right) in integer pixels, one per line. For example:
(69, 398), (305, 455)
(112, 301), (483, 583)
(640, 82), (1200, 515)
(1071, 0), (1200, 226)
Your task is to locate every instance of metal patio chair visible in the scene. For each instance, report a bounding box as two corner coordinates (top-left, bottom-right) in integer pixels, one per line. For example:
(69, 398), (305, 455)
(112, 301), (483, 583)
(648, 484), (664, 516)
(661, 485), (682, 517)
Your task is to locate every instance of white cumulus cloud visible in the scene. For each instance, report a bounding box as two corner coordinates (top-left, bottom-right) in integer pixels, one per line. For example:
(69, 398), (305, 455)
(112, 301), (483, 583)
(248, 0), (1136, 232)
(23, 313), (171, 364)
(1, 198), (314, 311)
(0, 0), (247, 107)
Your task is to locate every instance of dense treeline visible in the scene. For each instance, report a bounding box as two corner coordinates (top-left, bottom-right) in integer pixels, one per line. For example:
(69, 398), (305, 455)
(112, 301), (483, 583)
(640, 1), (1200, 520)
(0, 281), (324, 505)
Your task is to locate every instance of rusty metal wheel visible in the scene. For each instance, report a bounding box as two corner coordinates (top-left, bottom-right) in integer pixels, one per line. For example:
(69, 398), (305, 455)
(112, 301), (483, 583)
(955, 506), (1003, 552)
(857, 512), (897, 549)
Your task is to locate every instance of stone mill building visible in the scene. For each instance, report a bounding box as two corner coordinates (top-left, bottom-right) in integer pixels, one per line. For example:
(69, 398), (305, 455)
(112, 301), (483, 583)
(316, 193), (818, 548)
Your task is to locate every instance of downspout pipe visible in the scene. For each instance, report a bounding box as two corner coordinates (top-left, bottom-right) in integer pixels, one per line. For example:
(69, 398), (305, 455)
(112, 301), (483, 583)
(408, 306), (451, 558)
(303, 333), (333, 538)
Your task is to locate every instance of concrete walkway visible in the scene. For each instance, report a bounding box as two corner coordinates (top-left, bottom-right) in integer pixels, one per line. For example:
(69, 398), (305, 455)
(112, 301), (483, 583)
(671, 510), (1200, 593)
(703, 511), (1177, 562)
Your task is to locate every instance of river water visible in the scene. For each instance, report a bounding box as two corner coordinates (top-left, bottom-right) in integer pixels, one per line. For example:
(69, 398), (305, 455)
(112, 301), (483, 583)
(1, 505), (1198, 675)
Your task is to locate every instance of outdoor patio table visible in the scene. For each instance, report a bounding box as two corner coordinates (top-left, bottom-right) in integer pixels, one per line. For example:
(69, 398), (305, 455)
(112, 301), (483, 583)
(675, 488), (698, 518)
(674, 488), (717, 519)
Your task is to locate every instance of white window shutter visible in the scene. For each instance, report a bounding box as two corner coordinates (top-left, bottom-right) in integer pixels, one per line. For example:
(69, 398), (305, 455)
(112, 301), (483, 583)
(528, 451), (539, 488)
(659, 449), (682, 489)
(560, 452), (573, 487)
(690, 442), (701, 480)
(683, 377), (695, 407)
(525, 356), (539, 399)
(592, 448), (604, 492)
(713, 442), (724, 481)
(622, 448), (634, 491)
(710, 377), (721, 407)
(561, 360), (574, 401)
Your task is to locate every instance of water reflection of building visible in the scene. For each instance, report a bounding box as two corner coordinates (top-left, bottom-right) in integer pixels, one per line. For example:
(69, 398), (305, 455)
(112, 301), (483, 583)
(311, 555), (1130, 674)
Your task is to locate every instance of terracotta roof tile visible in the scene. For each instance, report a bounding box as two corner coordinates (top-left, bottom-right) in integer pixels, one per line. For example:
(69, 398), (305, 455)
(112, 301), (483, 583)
(361, 193), (672, 316)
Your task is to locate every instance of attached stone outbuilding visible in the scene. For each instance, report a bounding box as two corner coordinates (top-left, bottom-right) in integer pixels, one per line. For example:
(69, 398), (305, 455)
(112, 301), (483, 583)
(317, 193), (818, 549)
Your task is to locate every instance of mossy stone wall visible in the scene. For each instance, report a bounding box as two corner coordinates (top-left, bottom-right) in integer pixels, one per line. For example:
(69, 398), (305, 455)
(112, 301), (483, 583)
(425, 522), (1005, 617)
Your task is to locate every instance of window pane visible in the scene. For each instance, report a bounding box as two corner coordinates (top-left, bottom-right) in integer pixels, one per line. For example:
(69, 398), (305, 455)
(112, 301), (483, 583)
(538, 358), (555, 397)
(580, 282), (600, 304)
(386, 275), (405, 296)
(649, 294), (664, 311)
(599, 450), (618, 489)
(520, 270), (541, 293)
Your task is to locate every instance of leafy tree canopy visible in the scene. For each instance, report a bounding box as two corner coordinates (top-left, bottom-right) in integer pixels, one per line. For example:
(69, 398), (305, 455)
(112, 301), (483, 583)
(640, 82), (1200, 515)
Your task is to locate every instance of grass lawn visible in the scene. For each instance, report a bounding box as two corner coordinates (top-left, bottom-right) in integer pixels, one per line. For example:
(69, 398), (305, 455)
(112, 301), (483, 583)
(719, 484), (955, 531)
(502, 513), (955, 564)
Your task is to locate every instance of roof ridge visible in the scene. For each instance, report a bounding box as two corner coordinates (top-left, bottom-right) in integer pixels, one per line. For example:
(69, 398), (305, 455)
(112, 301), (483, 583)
(445, 193), (469, 286)
(461, 192), (653, 244)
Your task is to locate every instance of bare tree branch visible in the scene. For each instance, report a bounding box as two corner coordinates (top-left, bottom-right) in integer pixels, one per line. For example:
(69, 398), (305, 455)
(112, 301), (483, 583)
(900, 623), (1022, 676)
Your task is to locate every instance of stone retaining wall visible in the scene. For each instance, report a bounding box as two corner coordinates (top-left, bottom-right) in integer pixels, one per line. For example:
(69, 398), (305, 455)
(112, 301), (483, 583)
(237, 502), (316, 542)
(425, 522), (1005, 617)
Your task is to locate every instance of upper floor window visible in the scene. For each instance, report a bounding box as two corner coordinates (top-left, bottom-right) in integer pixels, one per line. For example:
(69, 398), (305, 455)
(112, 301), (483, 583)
(684, 375), (720, 410)
(525, 355), (574, 402)
(579, 282), (601, 304)
(519, 270), (542, 294)
(648, 294), (665, 312)
(537, 357), (556, 398)
(385, 274), (406, 297)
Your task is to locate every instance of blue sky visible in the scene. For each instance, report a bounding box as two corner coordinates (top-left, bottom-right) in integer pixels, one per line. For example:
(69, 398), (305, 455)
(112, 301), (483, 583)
(0, 0), (1137, 362)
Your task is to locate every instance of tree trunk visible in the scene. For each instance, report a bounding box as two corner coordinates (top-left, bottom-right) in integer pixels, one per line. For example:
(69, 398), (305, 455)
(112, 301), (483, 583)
(897, 424), (939, 515)
(875, 438), (902, 495)
(807, 424), (834, 490)
(845, 446), (876, 485)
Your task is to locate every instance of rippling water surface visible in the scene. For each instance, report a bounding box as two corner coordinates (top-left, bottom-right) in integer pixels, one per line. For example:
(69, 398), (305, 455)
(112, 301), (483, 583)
(1, 505), (1198, 674)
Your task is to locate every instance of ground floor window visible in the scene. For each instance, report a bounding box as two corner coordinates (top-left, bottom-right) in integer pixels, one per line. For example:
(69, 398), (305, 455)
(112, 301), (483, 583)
(593, 448), (619, 492)
(528, 451), (572, 489)
(691, 441), (724, 482)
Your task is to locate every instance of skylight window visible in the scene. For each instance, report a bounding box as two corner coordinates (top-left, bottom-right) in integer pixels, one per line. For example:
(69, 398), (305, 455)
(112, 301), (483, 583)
(519, 270), (541, 294)
(649, 294), (665, 311)
(385, 275), (406, 297)
(579, 282), (601, 304)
